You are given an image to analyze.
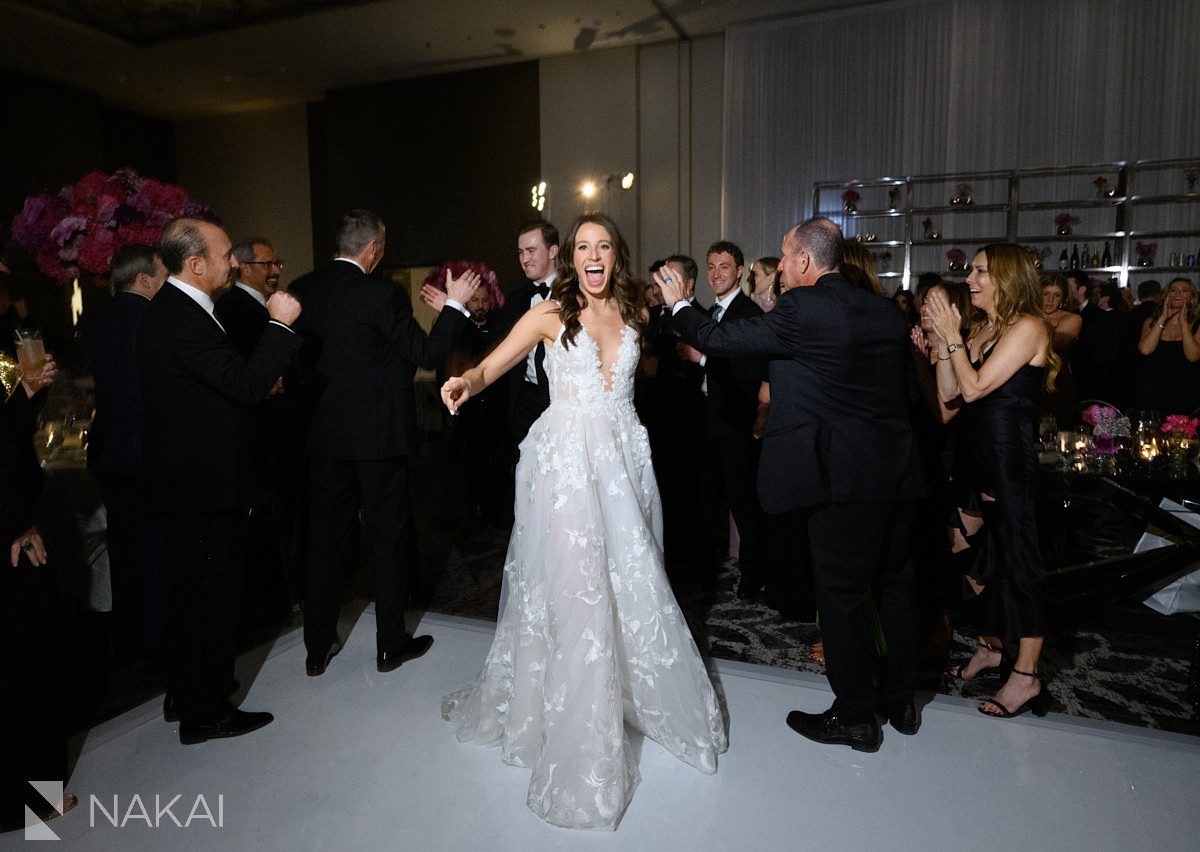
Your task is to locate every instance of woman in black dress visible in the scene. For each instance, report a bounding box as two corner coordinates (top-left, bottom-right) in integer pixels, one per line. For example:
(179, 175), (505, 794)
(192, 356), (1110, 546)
(0, 352), (75, 828)
(925, 244), (1058, 719)
(1135, 276), (1200, 416)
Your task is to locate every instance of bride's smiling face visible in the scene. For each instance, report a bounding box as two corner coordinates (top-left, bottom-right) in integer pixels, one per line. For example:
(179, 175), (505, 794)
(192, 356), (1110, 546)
(573, 221), (616, 298)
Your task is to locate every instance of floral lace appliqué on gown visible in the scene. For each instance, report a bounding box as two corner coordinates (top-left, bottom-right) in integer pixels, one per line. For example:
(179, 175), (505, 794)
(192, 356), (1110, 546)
(442, 321), (727, 830)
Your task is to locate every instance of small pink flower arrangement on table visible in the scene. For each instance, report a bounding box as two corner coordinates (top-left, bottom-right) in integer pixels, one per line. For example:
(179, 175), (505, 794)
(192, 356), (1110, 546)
(1082, 404), (1130, 453)
(840, 189), (860, 204)
(1161, 415), (1200, 438)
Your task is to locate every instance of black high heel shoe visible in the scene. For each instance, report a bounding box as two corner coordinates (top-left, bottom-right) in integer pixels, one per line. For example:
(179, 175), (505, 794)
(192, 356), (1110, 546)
(978, 668), (1051, 718)
(946, 639), (1006, 682)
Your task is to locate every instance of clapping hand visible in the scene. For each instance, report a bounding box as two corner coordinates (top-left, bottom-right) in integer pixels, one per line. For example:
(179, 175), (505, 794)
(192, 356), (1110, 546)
(654, 267), (685, 308)
(924, 289), (962, 345)
(910, 325), (932, 358)
(445, 269), (481, 306)
(420, 284), (448, 312)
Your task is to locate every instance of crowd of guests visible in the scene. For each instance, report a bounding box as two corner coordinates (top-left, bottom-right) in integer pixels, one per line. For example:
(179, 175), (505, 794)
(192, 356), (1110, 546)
(8, 197), (1190, 823)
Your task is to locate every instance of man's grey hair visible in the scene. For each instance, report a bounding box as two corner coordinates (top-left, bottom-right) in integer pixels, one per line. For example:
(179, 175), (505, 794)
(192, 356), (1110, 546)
(232, 238), (273, 265)
(160, 218), (210, 275)
(335, 209), (384, 257)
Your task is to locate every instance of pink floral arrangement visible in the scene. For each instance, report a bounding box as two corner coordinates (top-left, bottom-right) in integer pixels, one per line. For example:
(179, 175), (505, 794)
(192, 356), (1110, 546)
(922, 217), (933, 228)
(946, 248), (966, 264)
(10, 168), (212, 283)
(422, 260), (504, 309)
(1161, 415), (1200, 438)
(1093, 175), (1108, 188)
(1135, 241), (1158, 261)
(1082, 404), (1130, 452)
(1054, 212), (1079, 226)
(841, 189), (860, 204)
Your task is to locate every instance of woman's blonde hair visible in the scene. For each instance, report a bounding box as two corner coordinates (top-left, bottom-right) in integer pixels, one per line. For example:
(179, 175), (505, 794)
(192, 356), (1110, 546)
(981, 243), (1060, 392)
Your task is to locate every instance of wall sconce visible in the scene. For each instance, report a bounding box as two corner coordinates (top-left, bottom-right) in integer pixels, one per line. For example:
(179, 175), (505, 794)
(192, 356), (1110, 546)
(579, 172), (635, 211)
(530, 181), (546, 211)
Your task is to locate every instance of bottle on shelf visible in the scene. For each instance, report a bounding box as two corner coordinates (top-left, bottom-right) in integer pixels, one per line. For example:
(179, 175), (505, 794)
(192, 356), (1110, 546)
(1070, 244), (1080, 268)
(1081, 244), (1090, 268)
(1101, 241), (1112, 267)
(1059, 248), (1069, 269)
(1091, 246), (1101, 267)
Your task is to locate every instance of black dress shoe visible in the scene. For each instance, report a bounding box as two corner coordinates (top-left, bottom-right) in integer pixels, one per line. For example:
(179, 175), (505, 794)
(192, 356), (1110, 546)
(179, 708), (274, 745)
(163, 693), (178, 723)
(884, 700), (921, 736)
(305, 641), (341, 677)
(785, 709), (882, 753)
(377, 634), (433, 673)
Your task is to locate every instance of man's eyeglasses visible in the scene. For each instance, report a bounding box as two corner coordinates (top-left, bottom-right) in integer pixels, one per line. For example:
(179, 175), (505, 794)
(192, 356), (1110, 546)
(242, 260), (284, 270)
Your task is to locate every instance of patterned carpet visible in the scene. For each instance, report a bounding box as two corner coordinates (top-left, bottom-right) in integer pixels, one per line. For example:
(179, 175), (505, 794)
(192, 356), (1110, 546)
(420, 449), (1200, 737)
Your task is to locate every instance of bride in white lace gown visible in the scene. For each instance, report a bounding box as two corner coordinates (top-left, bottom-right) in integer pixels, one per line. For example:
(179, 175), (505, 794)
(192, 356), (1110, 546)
(439, 214), (727, 830)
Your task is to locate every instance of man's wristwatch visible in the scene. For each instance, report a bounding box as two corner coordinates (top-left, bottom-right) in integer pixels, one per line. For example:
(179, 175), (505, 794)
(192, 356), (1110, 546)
(947, 343), (964, 354)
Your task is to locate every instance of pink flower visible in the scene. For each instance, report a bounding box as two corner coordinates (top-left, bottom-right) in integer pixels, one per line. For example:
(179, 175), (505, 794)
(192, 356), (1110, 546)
(134, 180), (189, 219)
(1161, 415), (1199, 437)
(841, 189), (860, 203)
(11, 193), (69, 249)
(946, 248), (966, 264)
(1082, 404), (1117, 426)
(115, 221), (164, 250)
(78, 228), (116, 274)
(50, 215), (88, 247)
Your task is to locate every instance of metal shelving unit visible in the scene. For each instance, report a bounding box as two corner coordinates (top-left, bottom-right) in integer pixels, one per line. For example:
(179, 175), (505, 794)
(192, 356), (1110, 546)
(814, 157), (1200, 291)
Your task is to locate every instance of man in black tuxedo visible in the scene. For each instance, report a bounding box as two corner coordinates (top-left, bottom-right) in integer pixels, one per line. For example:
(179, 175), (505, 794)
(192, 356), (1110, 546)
(216, 238), (305, 606)
(649, 255), (716, 579)
(502, 220), (559, 445)
(216, 238), (282, 356)
(85, 244), (169, 658)
(291, 209), (475, 677)
(660, 217), (923, 752)
(696, 241), (768, 596)
(138, 218), (303, 745)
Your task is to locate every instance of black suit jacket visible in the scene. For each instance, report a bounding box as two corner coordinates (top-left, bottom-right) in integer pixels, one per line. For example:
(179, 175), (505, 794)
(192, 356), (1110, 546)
(289, 259), (467, 460)
(84, 290), (151, 478)
(215, 285), (270, 359)
(704, 292), (767, 438)
(673, 273), (923, 514)
(497, 279), (551, 417)
(136, 282), (302, 513)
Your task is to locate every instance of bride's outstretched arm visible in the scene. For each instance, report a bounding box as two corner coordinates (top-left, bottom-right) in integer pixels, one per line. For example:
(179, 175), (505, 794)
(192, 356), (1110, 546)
(441, 301), (560, 414)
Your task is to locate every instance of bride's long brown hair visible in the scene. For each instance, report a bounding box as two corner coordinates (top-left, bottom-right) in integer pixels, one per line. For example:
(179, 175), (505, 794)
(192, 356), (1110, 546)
(552, 213), (646, 349)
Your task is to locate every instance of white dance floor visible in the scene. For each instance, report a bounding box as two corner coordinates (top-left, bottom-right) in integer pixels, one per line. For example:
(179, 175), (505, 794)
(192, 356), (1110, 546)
(9, 609), (1198, 851)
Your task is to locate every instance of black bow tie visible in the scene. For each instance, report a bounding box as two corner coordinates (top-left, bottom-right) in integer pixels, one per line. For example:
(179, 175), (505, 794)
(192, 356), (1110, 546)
(533, 282), (550, 299)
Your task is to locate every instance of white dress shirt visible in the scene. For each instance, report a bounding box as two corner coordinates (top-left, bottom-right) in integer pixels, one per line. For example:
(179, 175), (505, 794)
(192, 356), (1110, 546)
(525, 271), (557, 384)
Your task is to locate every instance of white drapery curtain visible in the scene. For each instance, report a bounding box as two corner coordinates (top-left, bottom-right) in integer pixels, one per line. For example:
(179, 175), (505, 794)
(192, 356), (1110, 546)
(722, 0), (1200, 258)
